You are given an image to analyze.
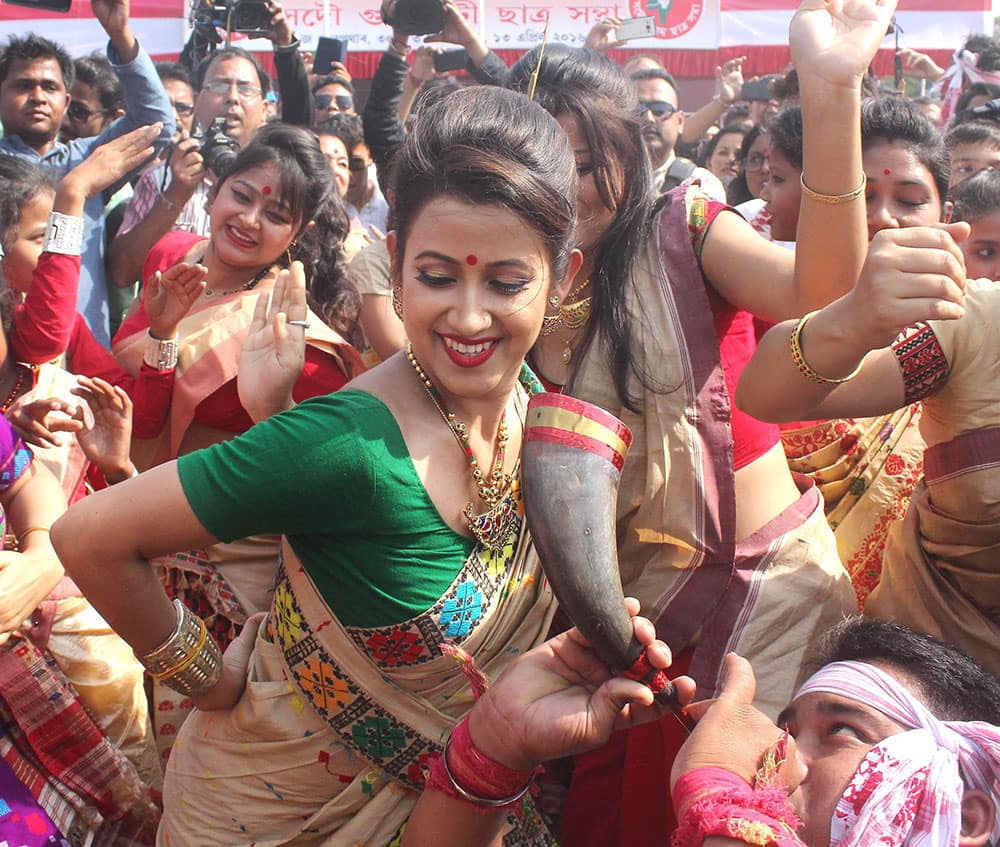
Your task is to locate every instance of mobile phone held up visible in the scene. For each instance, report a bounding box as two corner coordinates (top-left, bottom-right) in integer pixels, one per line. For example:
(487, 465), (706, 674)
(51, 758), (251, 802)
(313, 36), (348, 75)
(615, 16), (655, 41)
(1, 0), (71, 12)
(433, 49), (467, 73)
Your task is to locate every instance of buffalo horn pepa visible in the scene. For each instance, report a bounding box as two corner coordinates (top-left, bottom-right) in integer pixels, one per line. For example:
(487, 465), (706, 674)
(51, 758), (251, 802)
(522, 392), (682, 710)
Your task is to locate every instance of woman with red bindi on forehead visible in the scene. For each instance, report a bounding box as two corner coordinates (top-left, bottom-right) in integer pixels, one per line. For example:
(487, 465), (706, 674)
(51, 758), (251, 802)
(106, 122), (365, 758)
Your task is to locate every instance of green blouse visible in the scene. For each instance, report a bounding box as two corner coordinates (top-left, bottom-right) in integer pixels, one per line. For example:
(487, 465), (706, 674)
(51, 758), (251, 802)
(176, 390), (474, 628)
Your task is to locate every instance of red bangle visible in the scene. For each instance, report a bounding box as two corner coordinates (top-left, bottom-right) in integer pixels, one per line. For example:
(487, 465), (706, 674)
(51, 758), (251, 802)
(425, 717), (535, 808)
(670, 767), (805, 847)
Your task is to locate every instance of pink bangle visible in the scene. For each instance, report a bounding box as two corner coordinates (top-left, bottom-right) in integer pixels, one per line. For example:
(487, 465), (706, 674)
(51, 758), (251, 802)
(425, 717), (535, 808)
(670, 767), (805, 847)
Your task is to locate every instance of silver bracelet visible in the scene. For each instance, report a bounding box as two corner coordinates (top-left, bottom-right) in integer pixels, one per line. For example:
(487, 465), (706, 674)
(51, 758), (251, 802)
(138, 599), (223, 697)
(143, 330), (178, 370)
(42, 212), (85, 256)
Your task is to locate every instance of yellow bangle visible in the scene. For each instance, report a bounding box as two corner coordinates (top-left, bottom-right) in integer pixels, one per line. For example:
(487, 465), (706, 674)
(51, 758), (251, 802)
(147, 616), (208, 680)
(790, 311), (865, 385)
(16, 525), (50, 546)
(800, 173), (866, 205)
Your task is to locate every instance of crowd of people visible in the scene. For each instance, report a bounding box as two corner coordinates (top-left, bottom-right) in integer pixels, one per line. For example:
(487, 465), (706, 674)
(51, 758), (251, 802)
(0, 0), (997, 844)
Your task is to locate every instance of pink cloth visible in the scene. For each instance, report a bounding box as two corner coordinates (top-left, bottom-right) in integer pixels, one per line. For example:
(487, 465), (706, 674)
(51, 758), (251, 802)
(796, 661), (1000, 847)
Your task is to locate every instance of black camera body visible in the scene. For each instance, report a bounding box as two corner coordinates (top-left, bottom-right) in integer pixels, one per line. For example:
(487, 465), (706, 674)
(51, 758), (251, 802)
(192, 0), (272, 38)
(193, 116), (240, 177)
(381, 0), (444, 36)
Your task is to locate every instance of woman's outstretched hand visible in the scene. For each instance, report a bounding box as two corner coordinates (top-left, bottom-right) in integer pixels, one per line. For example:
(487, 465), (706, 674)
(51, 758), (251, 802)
(790, 0), (898, 89)
(238, 262), (309, 423)
(71, 377), (136, 483)
(466, 598), (696, 772)
(144, 261), (207, 341)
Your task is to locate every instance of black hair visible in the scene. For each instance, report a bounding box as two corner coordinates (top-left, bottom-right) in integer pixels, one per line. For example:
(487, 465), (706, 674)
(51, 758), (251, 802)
(811, 617), (1000, 724)
(945, 120), (1000, 164)
(770, 69), (799, 104)
(73, 53), (124, 114)
(0, 155), (55, 251)
(767, 105), (804, 170)
(389, 84), (577, 299)
(214, 123), (355, 337)
(954, 82), (1000, 124)
(311, 73), (354, 96)
(722, 104), (751, 128)
(951, 167), (1000, 223)
(195, 47), (270, 96)
(630, 67), (680, 100)
(508, 44), (654, 411)
(702, 124), (748, 170)
(0, 33), (73, 89)
(861, 97), (950, 207)
(314, 112), (363, 153)
(155, 60), (194, 91)
(962, 34), (1000, 73)
(727, 124), (767, 206)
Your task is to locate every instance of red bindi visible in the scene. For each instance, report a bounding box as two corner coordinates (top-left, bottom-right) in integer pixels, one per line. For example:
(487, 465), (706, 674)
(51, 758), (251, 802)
(262, 185), (272, 195)
(883, 169), (891, 176)
(465, 254), (478, 266)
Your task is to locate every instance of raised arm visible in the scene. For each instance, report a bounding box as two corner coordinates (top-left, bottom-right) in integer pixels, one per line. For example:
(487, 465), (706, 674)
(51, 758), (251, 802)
(679, 57), (744, 146)
(736, 224), (968, 423)
(84, 0), (174, 160)
(269, 1), (313, 127)
(12, 125), (161, 363)
(701, 0), (895, 322)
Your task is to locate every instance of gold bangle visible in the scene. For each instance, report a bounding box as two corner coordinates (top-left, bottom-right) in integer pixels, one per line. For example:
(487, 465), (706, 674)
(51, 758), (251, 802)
(790, 310), (865, 385)
(16, 526), (50, 546)
(147, 616), (207, 680)
(800, 173), (866, 205)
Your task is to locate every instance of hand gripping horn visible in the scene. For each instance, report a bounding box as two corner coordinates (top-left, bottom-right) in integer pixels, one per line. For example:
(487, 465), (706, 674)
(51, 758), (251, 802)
(522, 393), (684, 712)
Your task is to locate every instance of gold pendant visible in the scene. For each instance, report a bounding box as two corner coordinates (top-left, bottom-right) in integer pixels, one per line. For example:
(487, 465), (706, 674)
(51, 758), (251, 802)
(561, 344), (572, 365)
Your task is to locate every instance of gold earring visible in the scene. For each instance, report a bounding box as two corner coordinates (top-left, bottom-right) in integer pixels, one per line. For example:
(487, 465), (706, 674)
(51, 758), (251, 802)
(549, 295), (560, 308)
(392, 285), (403, 320)
(285, 240), (299, 266)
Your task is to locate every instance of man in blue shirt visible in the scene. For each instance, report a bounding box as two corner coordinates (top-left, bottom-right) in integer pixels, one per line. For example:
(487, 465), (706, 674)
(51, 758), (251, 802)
(0, 0), (174, 348)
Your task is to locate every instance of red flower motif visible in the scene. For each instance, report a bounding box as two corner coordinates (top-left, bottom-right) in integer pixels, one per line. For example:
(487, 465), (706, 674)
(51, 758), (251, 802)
(883, 453), (905, 476)
(366, 629), (427, 666)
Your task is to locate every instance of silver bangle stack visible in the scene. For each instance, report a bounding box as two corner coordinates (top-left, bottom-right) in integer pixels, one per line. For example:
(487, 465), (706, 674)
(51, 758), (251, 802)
(144, 330), (179, 371)
(137, 599), (223, 697)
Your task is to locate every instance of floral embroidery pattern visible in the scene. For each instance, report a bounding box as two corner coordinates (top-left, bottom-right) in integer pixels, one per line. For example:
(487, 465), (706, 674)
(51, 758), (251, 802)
(365, 630), (428, 666)
(295, 656), (352, 713)
(273, 584), (304, 646)
(438, 581), (483, 637)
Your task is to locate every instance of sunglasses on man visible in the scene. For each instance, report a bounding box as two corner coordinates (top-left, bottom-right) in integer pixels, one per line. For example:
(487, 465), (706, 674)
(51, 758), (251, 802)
(638, 100), (679, 119)
(67, 100), (113, 122)
(314, 93), (354, 112)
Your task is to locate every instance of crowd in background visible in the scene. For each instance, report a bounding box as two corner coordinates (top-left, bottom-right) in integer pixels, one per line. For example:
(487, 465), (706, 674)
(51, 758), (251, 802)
(0, 0), (998, 844)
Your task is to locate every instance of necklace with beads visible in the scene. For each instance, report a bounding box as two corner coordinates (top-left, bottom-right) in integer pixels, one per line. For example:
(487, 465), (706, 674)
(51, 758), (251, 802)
(0, 363), (29, 413)
(201, 257), (275, 298)
(406, 344), (519, 550)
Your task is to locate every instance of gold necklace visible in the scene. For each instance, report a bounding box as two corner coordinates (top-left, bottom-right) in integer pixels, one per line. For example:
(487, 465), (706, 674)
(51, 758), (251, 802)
(405, 345), (511, 506)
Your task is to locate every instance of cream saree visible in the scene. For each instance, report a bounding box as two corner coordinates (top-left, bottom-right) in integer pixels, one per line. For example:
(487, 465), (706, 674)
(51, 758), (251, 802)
(159, 491), (558, 846)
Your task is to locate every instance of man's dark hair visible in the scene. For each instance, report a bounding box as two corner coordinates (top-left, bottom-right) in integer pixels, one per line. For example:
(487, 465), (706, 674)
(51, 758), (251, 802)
(195, 46), (270, 95)
(74, 53), (124, 113)
(962, 34), (1000, 73)
(314, 112), (363, 152)
(630, 67), (679, 100)
(946, 119), (1000, 151)
(771, 69), (799, 103)
(810, 618), (1000, 724)
(311, 73), (354, 96)
(0, 33), (73, 89)
(155, 60), (193, 90)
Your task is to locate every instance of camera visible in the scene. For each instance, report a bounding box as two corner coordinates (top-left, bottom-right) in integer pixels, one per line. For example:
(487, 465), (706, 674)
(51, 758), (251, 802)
(191, 0), (272, 38)
(193, 117), (240, 177)
(380, 0), (444, 37)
